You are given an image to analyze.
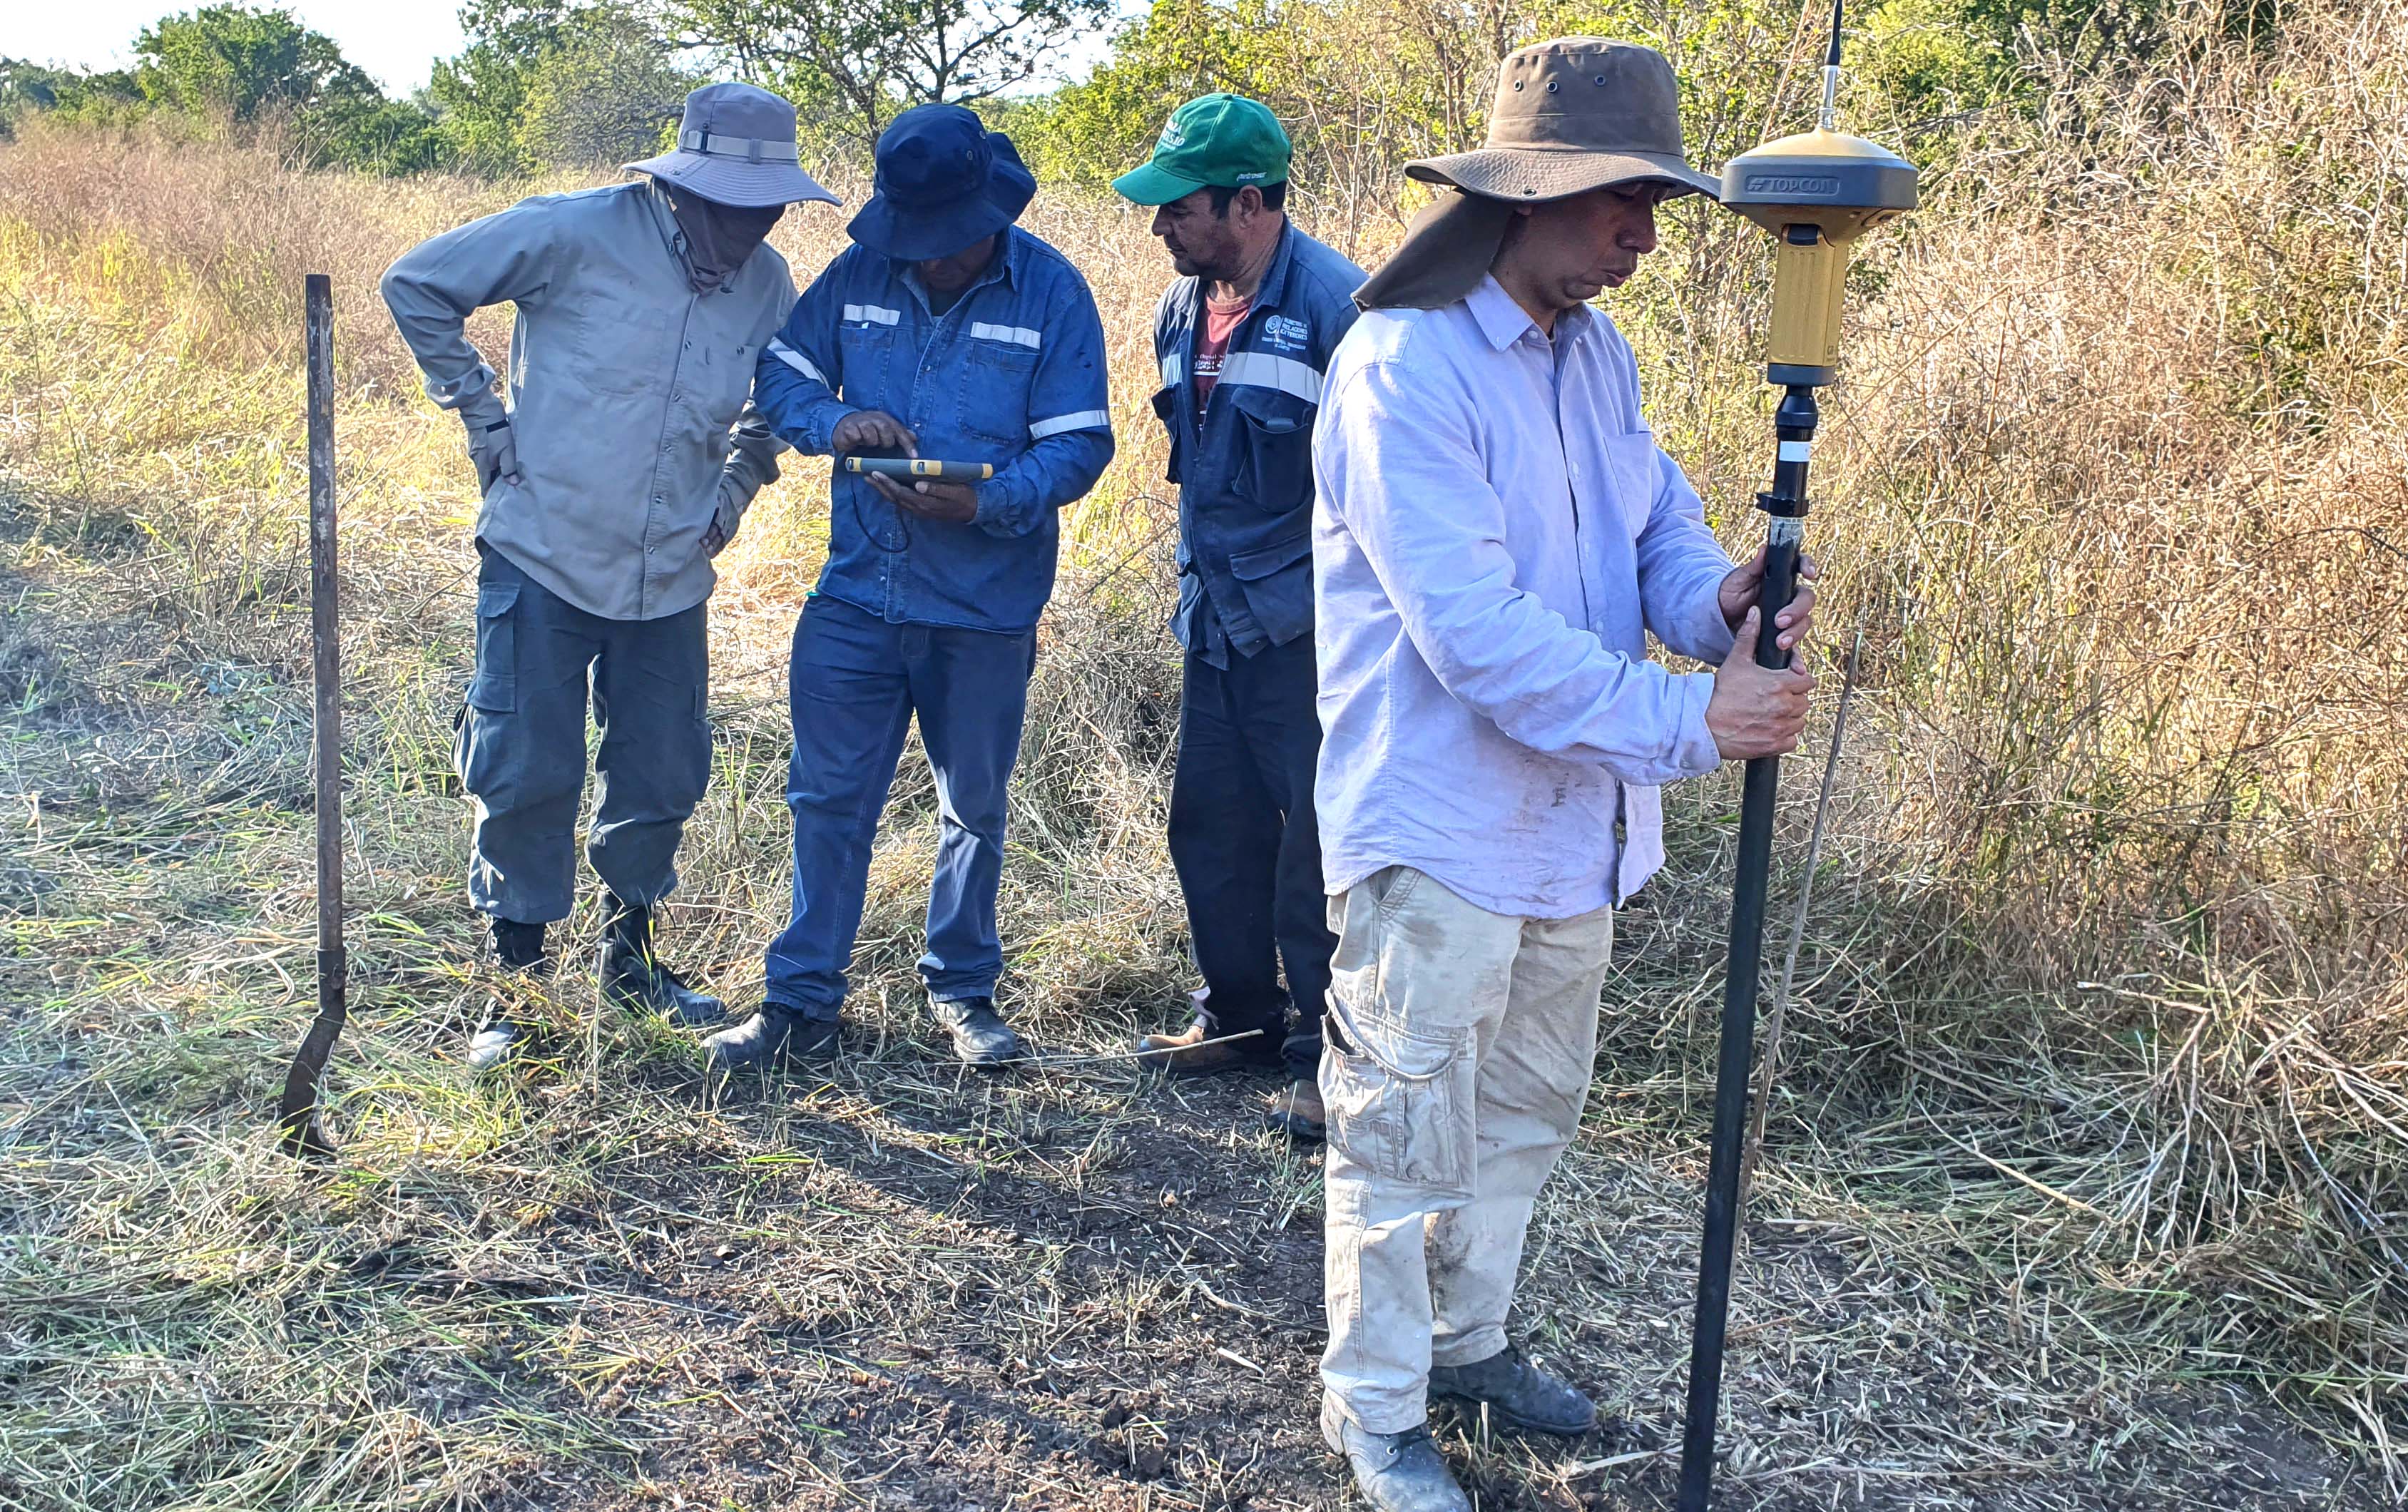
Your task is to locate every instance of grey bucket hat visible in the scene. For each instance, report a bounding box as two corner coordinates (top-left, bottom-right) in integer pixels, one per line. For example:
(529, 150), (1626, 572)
(626, 82), (840, 209)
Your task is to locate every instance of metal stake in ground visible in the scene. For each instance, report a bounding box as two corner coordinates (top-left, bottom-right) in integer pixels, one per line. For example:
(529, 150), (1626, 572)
(277, 272), (345, 1161)
(1676, 4), (1916, 1505)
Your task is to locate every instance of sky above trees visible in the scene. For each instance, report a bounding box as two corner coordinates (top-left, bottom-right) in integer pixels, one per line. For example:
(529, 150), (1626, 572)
(16, 1), (468, 93)
(12, 0), (1131, 95)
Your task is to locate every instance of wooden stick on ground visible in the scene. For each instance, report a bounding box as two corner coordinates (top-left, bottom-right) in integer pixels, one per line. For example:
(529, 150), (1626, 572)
(277, 272), (344, 1160)
(1738, 630), (1862, 1209)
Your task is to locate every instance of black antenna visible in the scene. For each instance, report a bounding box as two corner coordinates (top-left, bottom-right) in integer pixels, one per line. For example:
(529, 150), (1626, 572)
(1827, 0), (1845, 66)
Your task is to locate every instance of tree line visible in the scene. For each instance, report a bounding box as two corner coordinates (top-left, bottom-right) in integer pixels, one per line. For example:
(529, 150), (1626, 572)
(0, 0), (2214, 185)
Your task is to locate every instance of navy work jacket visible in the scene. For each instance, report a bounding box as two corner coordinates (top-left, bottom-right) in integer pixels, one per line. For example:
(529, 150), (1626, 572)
(1151, 223), (1365, 663)
(755, 227), (1115, 633)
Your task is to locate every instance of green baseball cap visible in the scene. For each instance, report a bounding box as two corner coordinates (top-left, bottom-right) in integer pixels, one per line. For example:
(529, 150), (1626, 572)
(1112, 93), (1292, 205)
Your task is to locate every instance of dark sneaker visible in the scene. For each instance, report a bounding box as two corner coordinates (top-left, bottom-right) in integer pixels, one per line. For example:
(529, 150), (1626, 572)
(1426, 1343), (1596, 1436)
(1321, 1398), (1471, 1512)
(469, 916), (550, 1073)
(1265, 1077), (1327, 1141)
(934, 996), (1023, 1066)
(1133, 1018), (1283, 1076)
(596, 896), (725, 1028)
(704, 1003), (840, 1072)
(466, 1016), (523, 1073)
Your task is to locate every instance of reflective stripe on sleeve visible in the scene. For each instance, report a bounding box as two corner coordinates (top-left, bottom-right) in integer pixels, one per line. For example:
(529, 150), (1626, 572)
(1160, 353), (1184, 387)
(1028, 409), (1111, 441)
(1216, 350), (1322, 404)
(767, 338), (827, 384)
(970, 322), (1043, 349)
(842, 304), (902, 326)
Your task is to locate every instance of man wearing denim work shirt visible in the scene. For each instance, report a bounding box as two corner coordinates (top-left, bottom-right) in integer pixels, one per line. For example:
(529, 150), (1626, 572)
(1112, 96), (1367, 1142)
(381, 83), (835, 1072)
(705, 106), (1113, 1071)
(1307, 41), (1820, 1511)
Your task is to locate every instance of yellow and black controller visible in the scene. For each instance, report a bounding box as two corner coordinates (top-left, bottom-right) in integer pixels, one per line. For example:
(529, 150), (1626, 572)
(843, 456), (994, 482)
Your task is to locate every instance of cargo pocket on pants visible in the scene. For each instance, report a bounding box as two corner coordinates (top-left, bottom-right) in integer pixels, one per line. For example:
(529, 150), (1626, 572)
(466, 579), (520, 713)
(1321, 990), (1475, 1200)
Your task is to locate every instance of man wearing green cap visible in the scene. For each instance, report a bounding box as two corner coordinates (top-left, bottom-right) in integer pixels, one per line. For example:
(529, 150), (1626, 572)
(1114, 96), (1366, 1141)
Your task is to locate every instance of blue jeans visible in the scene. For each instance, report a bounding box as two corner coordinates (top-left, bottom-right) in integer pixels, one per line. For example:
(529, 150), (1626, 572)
(763, 594), (1037, 1018)
(456, 544), (709, 924)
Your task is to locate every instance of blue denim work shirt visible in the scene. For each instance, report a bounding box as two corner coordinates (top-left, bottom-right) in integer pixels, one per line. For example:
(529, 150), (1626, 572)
(754, 227), (1116, 633)
(1151, 222), (1365, 667)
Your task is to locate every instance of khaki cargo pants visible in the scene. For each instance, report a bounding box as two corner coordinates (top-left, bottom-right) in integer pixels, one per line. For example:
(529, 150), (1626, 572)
(1317, 865), (1614, 1435)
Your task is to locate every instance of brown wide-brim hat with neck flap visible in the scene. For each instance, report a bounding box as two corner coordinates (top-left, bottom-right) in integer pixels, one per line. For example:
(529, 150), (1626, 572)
(1356, 37), (1721, 311)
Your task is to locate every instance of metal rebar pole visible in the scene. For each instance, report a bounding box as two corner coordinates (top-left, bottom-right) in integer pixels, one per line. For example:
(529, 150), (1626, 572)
(1677, 384), (1816, 1511)
(277, 272), (344, 1160)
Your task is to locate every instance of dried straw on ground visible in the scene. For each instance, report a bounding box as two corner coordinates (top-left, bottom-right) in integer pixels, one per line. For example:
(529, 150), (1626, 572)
(1, 3), (2402, 1506)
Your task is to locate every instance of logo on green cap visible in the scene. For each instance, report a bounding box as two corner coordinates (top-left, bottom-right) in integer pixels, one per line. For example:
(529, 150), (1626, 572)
(1113, 94), (1292, 206)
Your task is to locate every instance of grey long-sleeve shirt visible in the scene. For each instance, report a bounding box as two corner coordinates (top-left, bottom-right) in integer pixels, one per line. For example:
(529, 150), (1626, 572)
(382, 180), (796, 620)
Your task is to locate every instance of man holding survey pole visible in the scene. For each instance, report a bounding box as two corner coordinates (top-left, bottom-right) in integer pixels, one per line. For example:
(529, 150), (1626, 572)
(1308, 40), (1820, 1509)
(706, 104), (1114, 1072)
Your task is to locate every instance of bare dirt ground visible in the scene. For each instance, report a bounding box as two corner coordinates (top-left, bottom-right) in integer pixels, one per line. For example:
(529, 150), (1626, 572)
(1, 487), (2389, 1511)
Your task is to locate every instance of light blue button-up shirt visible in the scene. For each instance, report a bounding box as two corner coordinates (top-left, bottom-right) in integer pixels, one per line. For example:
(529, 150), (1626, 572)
(1312, 276), (1739, 919)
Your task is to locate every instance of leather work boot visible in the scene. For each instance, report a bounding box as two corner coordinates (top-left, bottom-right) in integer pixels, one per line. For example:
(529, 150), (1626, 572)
(1322, 1399), (1471, 1512)
(703, 1002), (840, 1072)
(1132, 1018), (1283, 1076)
(1427, 1343), (1597, 1436)
(934, 996), (1024, 1066)
(1265, 1076), (1327, 1142)
(596, 894), (725, 1028)
(469, 916), (550, 1073)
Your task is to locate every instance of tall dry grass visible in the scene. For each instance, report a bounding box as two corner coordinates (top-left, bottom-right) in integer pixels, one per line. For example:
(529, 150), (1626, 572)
(1, 0), (2402, 1483)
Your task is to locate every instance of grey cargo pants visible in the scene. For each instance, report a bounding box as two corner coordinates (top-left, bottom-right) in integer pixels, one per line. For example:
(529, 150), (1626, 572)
(456, 543), (710, 924)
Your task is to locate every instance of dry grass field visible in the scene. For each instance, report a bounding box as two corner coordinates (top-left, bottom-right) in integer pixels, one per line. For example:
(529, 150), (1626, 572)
(3, 3), (2404, 1507)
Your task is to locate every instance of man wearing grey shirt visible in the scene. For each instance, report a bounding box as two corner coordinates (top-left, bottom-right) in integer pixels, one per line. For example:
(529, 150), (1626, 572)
(1309, 41), (1820, 1510)
(381, 83), (835, 1070)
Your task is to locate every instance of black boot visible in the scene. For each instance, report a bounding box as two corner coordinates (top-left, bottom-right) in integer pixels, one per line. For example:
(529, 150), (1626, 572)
(470, 917), (549, 1072)
(704, 1002), (840, 1071)
(933, 996), (1024, 1066)
(1426, 1342), (1596, 1436)
(1322, 1399), (1471, 1512)
(596, 894), (725, 1028)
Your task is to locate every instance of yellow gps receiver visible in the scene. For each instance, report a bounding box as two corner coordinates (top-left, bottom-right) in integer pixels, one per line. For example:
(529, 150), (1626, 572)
(1719, 4), (1918, 387)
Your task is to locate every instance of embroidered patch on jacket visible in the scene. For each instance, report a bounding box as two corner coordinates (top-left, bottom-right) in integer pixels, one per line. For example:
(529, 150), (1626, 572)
(1262, 315), (1310, 352)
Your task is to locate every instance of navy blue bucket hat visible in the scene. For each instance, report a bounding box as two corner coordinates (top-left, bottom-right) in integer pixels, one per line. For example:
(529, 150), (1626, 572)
(849, 104), (1036, 260)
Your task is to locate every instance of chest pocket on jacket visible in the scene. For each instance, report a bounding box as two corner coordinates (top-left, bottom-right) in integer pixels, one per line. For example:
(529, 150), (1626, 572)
(558, 301), (669, 399)
(692, 332), (758, 422)
(835, 322), (897, 408)
(1228, 384), (1314, 513)
(961, 327), (1040, 445)
(1601, 430), (1661, 541)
